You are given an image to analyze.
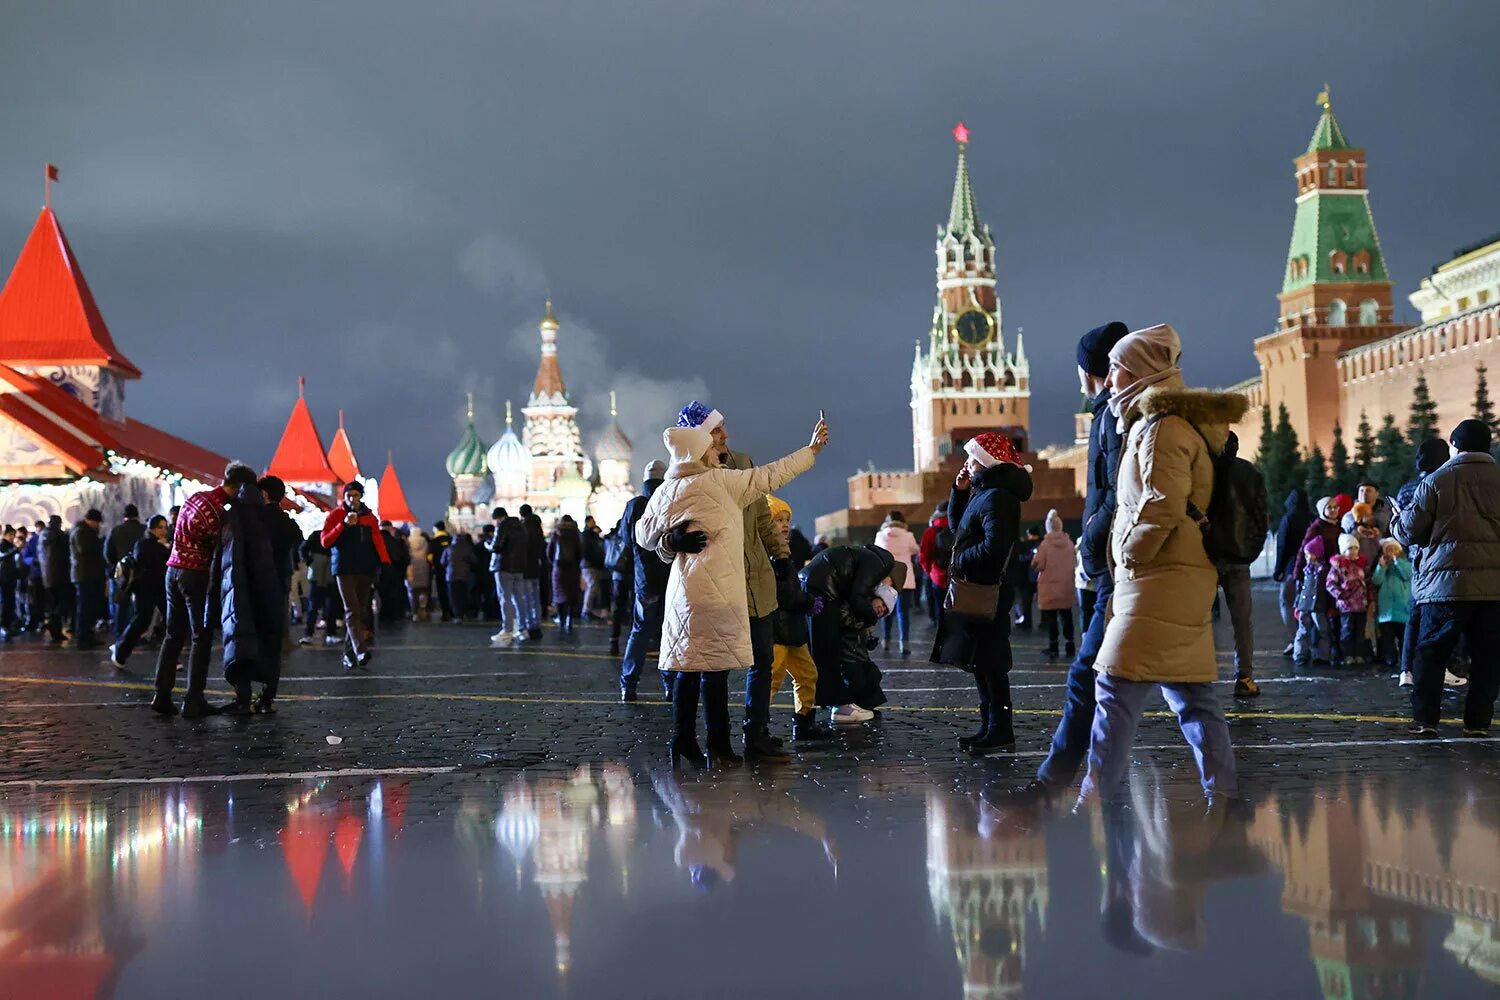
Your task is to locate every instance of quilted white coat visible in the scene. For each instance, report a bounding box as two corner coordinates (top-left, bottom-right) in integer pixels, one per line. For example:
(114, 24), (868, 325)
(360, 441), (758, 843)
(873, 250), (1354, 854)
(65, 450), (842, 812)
(636, 427), (816, 673)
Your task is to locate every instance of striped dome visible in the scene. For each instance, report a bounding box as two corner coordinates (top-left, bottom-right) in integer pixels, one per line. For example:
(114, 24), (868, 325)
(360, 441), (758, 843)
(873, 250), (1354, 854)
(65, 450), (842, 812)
(487, 426), (531, 493)
(495, 805), (539, 862)
(445, 419), (488, 478)
(595, 420), (632, 462)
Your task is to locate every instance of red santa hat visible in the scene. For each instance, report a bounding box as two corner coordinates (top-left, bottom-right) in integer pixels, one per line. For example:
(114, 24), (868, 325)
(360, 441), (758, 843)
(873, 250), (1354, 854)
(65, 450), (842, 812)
(963, 432), (1022, 469)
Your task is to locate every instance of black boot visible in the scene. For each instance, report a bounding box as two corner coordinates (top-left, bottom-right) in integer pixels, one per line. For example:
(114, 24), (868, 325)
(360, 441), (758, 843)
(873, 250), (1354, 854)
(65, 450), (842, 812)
(669, 673), (706, 769)
(958, 672), (990, 749)
(703, 673), (743, 766)
(792, 710), (835, 742)
(968, 670), (1015, 755)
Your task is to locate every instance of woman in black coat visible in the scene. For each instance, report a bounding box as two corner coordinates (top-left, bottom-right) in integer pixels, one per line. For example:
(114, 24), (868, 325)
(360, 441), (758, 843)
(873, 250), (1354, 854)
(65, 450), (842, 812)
(1272, 488), (1314, 651)
(548, 516), (584, 634)
(932, 432), (1033, 755)
(218, 482), (283, 714)
(803, 543), (899, 720)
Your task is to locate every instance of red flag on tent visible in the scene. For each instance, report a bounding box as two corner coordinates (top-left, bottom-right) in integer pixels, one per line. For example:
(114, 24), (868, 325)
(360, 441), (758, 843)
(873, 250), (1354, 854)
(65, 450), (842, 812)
(46, 164), (59, 182)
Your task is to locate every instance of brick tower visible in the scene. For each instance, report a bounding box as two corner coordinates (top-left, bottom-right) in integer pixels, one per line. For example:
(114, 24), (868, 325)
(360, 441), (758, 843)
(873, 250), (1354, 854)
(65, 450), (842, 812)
(911, 123), (1029, 472)
(1253, 87), (1406, 455)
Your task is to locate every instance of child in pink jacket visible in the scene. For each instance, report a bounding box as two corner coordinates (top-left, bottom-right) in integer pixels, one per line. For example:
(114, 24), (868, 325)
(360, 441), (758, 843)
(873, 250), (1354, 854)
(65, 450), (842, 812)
(1029, 510), (1078, 659)
(1324, 533), (1369, 667)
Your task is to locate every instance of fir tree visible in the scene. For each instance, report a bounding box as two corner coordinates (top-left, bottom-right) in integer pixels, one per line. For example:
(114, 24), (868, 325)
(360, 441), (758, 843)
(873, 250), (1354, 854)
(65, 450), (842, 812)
(1375, 413), (1412, 496)
(1301, 446), (1330, 501)
(1353, 410), (1376, 483)
(1407, 372), (1439, 449)
(1258, 403), (1302, 510)
(1329, 422), (1352, 492)
(1475, 364), (1499, 455)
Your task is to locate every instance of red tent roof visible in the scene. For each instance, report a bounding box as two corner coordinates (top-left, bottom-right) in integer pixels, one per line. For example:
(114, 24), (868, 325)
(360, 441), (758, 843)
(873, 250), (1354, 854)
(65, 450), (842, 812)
(118, 417), (229, 484)
(327, 410), (360, 483)
(280, 810), (333, 916)
(0, 208), (140, 377)
(266, 378), (337, 483)
(378, 455), (416, 523)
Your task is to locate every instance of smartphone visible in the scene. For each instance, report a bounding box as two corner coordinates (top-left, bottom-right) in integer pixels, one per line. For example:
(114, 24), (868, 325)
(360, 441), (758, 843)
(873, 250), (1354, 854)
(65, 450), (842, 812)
(819, 408), (826, 423)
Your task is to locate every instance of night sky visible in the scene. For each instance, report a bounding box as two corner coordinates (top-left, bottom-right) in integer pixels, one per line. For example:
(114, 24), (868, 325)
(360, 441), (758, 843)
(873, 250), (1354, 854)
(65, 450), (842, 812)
(2, 1), (1497, 523)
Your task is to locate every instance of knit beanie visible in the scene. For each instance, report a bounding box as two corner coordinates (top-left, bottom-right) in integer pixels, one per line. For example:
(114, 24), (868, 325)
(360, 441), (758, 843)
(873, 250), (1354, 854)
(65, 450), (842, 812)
(1450, 418), (1492, 454)
(1414, 438), (1450, 474)
(1076, 321), (1130, 378)
(1317, 496), (1339, 521)
(873, 583), (898, 616)
(1332, 494), (1353, 517)
(1303, 536), (1326, 559)
(1337, 533), (1361, 558)
(766, 495), (792, 521)
(964, 432), (1022, 469)
(676, 400), (723, 433)
(642, 459), (668, 482)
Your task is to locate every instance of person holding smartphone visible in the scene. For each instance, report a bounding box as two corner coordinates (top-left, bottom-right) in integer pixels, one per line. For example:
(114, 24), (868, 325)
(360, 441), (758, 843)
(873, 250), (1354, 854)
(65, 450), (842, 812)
(320, 481), (390, 671)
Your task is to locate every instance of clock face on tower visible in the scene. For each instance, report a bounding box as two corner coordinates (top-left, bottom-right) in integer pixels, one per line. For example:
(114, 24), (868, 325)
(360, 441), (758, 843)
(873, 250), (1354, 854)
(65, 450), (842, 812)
(954, 308), (994, 347)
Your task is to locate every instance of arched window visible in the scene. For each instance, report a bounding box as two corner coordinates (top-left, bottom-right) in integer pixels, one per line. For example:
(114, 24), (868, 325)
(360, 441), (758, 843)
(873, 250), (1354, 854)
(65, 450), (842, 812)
(1327, 299), (1347, 326)
(1327, 163), (1339, 185)
(1331, 250), (1348, 275)
(1344, 164), (1356, 184)
(1353, 249), (1371, 274)
(1359, 299), (1379, 325)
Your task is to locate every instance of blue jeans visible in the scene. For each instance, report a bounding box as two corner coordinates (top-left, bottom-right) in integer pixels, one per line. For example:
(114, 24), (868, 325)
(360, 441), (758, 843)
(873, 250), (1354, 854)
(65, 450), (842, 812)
(1036, 574), (1112, 787)
(495, 571), (524, 633)
(620, 593), (664, 689)
(110, 577), (133, 635)
(522, 577), (541, 629)
(744, 614), (775, 734)
(881, 589), (913, 647)
(1080, 673), (1238, 804)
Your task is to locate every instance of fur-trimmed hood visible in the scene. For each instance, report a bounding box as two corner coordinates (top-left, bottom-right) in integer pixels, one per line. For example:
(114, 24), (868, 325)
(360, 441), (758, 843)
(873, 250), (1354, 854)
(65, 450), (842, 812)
(1129, 385), (1249, 453)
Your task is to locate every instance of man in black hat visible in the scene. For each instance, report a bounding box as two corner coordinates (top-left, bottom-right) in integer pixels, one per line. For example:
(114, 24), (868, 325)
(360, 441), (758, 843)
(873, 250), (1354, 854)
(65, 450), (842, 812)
(70, 508), (108, 649)
(1029, 321), (1130, 789)
(1395, 418), (1500, 737)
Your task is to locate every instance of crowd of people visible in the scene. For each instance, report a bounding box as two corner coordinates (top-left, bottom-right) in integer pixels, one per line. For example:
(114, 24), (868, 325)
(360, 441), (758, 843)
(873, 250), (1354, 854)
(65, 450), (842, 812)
(3, 319), (1497, 804)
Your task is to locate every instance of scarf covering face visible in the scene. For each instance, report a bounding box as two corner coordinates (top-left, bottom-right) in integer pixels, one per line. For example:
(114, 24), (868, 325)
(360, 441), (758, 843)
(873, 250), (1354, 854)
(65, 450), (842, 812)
(1107, 324), (1183, 432)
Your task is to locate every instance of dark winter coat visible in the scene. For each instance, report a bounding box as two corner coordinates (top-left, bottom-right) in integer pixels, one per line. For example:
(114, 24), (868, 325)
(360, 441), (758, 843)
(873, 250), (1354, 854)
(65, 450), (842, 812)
(321, 502), (390, 577)
(1273, 489), (1314, 582)
(300, 535), (333, 587)
(625, 480), (670, 601)
(105, 518), (146, 568)
(1079, 388), (1124, 581)
(217, 485), (283, 686)
(261, 505), (304, 585)
(521, 514), (546, 579)
(581, 527), (606, 570)
(1293, 516), (1342, 579)
(443, 534), (480, 583)
(932, 462), (1034, 672)
(40, 525), (69, 588)
(0, 539), (17, 587)
(1396, 452), (1500, 604)
(69, 522), (106, 584)
(1006, 537), (1038, 591)
(488, 516), (528, 574)
(771, 556), (814, 647)
(548, 523), (584, 606)
(128, 534), (170, 602)
(803, 544), (895, 708)
(788, 528), (813, 571)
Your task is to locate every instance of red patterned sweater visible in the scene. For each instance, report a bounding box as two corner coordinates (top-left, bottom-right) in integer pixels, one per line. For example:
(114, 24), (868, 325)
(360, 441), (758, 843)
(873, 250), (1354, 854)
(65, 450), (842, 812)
(167, 487), (229, 572)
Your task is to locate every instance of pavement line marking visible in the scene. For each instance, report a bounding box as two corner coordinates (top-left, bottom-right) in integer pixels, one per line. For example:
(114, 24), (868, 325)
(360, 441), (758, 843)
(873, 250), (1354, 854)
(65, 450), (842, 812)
(0, 766), (461, 788)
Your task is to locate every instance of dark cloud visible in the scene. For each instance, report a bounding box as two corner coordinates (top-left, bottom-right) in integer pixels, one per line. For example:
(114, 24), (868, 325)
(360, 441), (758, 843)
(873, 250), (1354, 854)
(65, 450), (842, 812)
(1, 1), (1496, 522)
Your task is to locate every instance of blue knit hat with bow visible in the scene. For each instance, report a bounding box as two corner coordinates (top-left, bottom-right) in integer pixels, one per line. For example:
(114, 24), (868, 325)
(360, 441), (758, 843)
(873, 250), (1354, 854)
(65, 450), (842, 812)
(676, 400), (723, 432)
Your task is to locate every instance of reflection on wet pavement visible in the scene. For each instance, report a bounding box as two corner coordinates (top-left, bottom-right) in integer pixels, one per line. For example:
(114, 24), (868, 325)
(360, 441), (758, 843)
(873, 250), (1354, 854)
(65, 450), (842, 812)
(3, 763), (1497, 998)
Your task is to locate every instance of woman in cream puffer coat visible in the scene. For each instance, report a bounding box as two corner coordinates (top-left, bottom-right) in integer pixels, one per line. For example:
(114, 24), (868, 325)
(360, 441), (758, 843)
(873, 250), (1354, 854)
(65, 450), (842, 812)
(636, 418), (826, 768)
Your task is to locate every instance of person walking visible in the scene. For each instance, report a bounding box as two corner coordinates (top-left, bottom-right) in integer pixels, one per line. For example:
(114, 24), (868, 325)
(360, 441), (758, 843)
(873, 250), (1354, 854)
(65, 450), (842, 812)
(428, 521), (453, 621)
(766, 496), (834, 742)
(69, 509), (108, 650)
(1213, 431), (1268, 696)
(619, 460), (672, 702)
(405, 527), (432, 623)
(442, 530), (480, 621)
(1008, 527), (1041, 629)
(39, 516), (70, 643)
(1396, 419), (1500, 737)
(153, 462), (261, 717)
(548, 515), (584, 635)
(1272, 488), (1314, 656)
(605, 518), (634, 655)
(918, 502), (951, 629)
(581, 515), (607, 620)
(676, 400), (794, 760)
(109, 515), (170, 667)
(487, 508), (528, 645)
(1030, 320), (1129, 793)
(1079, 324), (1245, 806)
(1393, 439), (1456, 691)
(320, 481), (390, 671)
(104, 504), (146, 636)
(635, 416), (825, 769)
(299, 533), (339, 643)
(874, 511), (920, 656)
(218, 475), (283, 714)
(1030, 509), (1077, 660)
(932, 432), (1033, 755)
(377, 521), (410, 623)
(519, 505), (546, 639)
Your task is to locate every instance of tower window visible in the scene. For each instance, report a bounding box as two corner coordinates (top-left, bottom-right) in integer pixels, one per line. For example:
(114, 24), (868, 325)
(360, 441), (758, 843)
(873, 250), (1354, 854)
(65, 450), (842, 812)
(1327, 163), (1339, 185)
(1353, 249), (1370, 274)
(1344, 164), (1356, 184)
(1330, 250), (1347, 275)
(1327, 299), (1347, 326)
(1359, 299), (1379, 325)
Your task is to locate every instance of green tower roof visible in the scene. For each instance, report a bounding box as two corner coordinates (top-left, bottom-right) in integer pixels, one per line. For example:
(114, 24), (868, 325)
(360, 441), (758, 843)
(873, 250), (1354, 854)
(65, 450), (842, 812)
(445, 396), (489, 478)
(1307, 105), (1351, 153)
(946, 122), (982, 238)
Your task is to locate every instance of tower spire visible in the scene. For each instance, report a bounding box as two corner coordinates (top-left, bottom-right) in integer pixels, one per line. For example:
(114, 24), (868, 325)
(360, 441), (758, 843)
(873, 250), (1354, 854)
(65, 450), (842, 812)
(466, 391), (475, 422)
(610, 390), (617, 419)
(505, 400), (513, 427)
(947, 122), (980, 237)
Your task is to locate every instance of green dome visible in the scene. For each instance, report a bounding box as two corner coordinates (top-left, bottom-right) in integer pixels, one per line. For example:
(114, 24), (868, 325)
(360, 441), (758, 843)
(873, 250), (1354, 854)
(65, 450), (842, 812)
(445, 418), (488, 478)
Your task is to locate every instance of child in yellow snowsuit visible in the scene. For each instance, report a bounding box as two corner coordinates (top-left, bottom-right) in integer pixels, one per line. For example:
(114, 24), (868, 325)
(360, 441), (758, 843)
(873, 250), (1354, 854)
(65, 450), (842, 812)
(767, 497), (835, 742)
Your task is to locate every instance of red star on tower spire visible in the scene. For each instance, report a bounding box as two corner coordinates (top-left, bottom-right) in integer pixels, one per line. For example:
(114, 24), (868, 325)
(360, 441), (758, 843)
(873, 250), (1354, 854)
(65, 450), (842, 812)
(952, 121), (970, 145)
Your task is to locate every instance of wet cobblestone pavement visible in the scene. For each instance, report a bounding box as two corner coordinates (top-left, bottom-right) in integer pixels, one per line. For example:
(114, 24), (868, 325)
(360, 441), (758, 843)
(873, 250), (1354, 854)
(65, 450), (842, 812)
(1, 585), (1497, 998)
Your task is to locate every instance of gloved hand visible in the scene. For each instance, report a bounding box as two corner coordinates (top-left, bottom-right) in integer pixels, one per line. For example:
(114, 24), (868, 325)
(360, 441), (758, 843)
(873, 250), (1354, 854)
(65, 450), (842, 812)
(668, 522), (708, 554)
(865, 634), (879, 651)
(810, 597), (825, 617)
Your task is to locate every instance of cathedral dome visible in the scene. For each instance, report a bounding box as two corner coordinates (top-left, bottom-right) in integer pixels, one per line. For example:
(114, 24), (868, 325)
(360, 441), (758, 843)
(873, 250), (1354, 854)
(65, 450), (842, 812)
(487, 402), (531, 498)
(596, 420), (632, 463)
(445, 415), (488, 478)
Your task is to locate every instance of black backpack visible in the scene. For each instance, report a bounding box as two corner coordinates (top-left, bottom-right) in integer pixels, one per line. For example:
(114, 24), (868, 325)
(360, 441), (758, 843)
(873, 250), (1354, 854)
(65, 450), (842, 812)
(932, 526), (954, 571)
(1150, 415), (1267, 564)
(604, 529), (633, 575)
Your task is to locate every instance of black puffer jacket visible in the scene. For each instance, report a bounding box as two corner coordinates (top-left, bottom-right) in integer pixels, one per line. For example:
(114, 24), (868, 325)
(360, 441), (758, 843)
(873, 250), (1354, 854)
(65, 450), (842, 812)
(625, 480), (670, 601)
(1079, 389), (1124, 580)
(70, 522), (106, 584)
(217, 485), (282, 686)
(129, 534), (170, 603)
(262, 504), (304, 584)
(39, 525), (69, 588)
(489, 516), (528, 574)
(771, 556), (814, 647)
(522, 514), (546, 579)
(803, 544), (896, 708)
(1273, 489), (1314, 582)
(105, 518), (146, 568)
(933, 462), (1033, 671)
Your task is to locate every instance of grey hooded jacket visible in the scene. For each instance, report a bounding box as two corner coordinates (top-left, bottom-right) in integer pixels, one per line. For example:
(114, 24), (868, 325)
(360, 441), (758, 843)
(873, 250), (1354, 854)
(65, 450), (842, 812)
(1395, 452), (1500, 604)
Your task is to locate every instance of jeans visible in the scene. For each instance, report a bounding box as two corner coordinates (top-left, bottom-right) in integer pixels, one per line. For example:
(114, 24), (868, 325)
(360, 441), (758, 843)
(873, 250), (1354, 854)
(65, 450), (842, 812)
(495, 571), (524, 633)
(1042, 608), (1075, 653)
(881, 589), (913, 647)
(1401, 601), (1422, 675)
(744, 614), (775, 735)
(1080, 673), (1238, 803)
(113, 585), (162, 661)
(1216, 563), (1255, 678)
(110, 576), (133, 635)
(303, 582), (333, 637)
(154, 567), (214, 702)
(1036, 573), (1112, 787)
(522, 577), (542, 629)
(926, 578), (941, 625)
(1336, 610), (1367, 664)
(582, 566), (604, 618)
(1413, 600), (1500, 730)
(73, 578), (107, 647)
(337, 574), (374, 660)
(1278, 575), (1298, 642)
(610, 575), (632, 642)
(620, 593), (665, 689)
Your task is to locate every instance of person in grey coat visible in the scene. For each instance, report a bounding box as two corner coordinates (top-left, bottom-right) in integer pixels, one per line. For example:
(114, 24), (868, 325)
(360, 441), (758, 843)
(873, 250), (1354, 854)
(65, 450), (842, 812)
(1394, 419), (1500, 737)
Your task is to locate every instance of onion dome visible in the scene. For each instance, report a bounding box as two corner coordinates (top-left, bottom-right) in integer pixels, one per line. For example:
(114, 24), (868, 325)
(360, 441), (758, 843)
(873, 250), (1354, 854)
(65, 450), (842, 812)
(595, 391), (632, 462)
(487, 400), (531, 497)
(445, 394), (488, 478)
(496, 780), (539, 864)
